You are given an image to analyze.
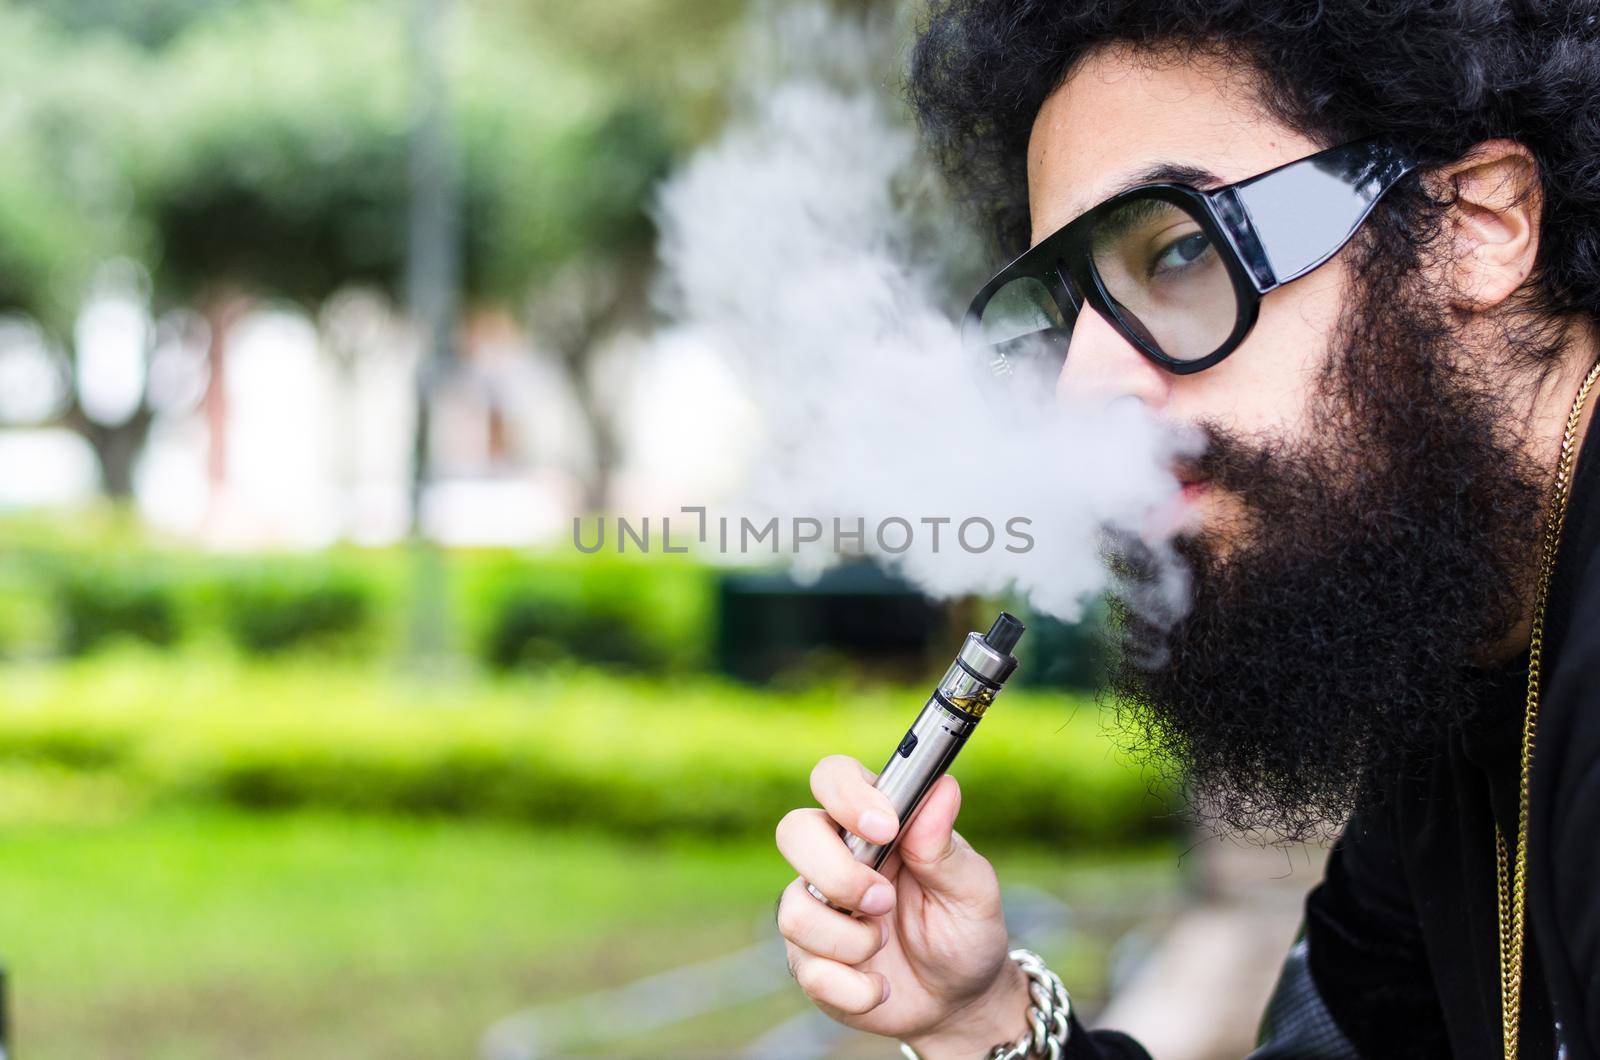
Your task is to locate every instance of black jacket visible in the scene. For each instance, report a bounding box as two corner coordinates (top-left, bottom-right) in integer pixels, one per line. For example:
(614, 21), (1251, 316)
(1068, 406), (1600, 1060)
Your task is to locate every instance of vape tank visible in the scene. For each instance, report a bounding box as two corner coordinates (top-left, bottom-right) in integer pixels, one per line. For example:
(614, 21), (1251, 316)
(809, 612), (1025, 905)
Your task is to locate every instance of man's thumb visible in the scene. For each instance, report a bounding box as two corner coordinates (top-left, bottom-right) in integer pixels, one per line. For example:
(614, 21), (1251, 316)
(895, 775), (992, 899)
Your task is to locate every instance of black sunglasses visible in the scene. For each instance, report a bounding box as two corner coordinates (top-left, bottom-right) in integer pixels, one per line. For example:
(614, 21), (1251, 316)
(962, 137), (1419, 383)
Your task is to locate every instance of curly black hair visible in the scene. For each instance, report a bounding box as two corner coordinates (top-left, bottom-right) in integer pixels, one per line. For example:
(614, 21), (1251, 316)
(907, 0), (1600, 324)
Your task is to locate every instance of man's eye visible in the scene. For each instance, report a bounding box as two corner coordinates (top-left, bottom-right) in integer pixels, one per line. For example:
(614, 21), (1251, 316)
(990, 327), (1070, 379)
(1152, 232), (1212, 275)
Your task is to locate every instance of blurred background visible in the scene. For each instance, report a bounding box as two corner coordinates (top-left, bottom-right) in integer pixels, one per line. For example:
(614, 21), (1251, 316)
(0, 0), (1320, 1056)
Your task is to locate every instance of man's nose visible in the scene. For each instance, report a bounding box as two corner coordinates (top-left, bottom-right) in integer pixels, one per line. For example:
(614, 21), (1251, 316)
(1054, 303), (1170, 408)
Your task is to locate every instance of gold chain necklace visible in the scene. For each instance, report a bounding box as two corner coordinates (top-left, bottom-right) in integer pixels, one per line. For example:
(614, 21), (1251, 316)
(1497, 357), (1600, 1059)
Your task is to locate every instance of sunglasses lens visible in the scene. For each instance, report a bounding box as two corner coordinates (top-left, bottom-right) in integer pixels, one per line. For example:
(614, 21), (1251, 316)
(968, 275), (1074, 390)
(1088, 196), (1237, 362)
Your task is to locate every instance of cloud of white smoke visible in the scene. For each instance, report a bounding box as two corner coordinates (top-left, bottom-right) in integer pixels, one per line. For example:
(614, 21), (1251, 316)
(651, 3), (1190, 624)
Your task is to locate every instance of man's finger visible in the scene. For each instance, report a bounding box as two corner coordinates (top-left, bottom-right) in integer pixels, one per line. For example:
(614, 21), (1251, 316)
(810, 754), (900, 846)
(776, 807), (896, 914)
(776, 877), (887, 964)
(894, 775), (998, 905)
(786, 944), (891, 1016)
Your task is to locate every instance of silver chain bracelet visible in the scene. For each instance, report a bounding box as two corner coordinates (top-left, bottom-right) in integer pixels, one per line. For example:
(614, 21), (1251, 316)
(898, 948), (1072, 1060)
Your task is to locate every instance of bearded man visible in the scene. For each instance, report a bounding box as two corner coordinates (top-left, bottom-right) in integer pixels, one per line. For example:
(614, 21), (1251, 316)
(773, 3), (1600, 1057)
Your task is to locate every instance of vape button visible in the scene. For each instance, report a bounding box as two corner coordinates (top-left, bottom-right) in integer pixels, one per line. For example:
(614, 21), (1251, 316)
(897, 732), (918, 758)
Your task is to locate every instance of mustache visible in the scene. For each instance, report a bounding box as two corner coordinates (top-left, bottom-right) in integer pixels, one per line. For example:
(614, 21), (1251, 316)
(1173, 422), (1292, 498)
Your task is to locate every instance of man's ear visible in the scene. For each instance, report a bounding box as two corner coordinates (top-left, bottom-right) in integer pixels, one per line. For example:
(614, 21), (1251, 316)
(1425, 139), (1542, 311)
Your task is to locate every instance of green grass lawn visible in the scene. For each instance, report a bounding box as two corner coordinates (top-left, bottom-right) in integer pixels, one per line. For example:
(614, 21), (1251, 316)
(0, 807), (794, 1059)
(0, 805), (1181, 1059)
(0, 650), (1182, 1057)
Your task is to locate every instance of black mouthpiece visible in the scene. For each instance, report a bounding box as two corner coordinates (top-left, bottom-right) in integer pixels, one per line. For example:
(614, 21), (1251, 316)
(983, 612), (1025, 655)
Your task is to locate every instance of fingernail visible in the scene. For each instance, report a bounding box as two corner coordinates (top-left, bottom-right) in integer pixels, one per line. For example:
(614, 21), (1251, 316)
(860, 882), (895, 915)
(858, 810), (896, 843)
(878, 974), (891, 1003)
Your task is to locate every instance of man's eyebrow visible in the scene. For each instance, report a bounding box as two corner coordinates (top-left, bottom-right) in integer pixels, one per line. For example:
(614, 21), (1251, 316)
(1065, 162), (1226, 220)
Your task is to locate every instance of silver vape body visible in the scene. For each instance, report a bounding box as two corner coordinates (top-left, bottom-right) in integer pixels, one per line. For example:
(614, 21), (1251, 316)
(808, 613), (1024, 907)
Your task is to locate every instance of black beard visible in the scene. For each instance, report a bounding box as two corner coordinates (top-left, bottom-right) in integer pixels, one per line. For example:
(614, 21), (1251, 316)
(1105, 241), (1549, 840)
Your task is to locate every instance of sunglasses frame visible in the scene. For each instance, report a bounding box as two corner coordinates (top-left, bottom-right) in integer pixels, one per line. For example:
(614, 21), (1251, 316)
(963, 137), (1421, 376)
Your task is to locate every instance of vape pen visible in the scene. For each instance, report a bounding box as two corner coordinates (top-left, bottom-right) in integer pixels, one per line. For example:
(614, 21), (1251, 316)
(808, 611), (1025, 909)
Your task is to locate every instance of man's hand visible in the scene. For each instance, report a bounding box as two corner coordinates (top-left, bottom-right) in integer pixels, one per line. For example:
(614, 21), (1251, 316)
(774, 755), (1033, 1057)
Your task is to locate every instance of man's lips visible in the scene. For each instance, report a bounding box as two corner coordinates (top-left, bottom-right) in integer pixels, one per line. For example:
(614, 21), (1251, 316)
(1173, 461), (1210, 499)
(1142, 462), (1211, 537)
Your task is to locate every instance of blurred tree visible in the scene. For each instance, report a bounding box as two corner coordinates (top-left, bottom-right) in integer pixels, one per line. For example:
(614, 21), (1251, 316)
(476, 0), (739, 511)
(0, 0), (745, 508)
(120, 4), (414, 492)
(404, 0), (460, 668)
(0, 8), (166, 497)
(18, 0), (260, 50)
(131, 8), (412, 305)
(0, 132), (99, 325)
(514, 104), (674, 513)
(129, 2), (691, 510)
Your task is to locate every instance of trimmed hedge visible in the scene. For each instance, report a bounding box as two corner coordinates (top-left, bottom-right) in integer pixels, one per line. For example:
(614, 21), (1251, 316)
(0, 652), (1177, 846)
(206, 564), (375, 655)
(54, 566), (181, 654)
(461, 550), (714, 674)
(0, 514), (717, 670)
(0, 536), (385, 659)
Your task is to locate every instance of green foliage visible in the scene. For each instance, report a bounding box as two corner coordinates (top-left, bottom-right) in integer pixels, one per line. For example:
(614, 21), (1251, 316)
(468, 550), (714, 673)
(484, 595), (664, 671)
(208, 564), (376, 656)
(127, 3), (414, 304)
(121, 0), (693, 307)
(21, 0), (262, 50)
(481, 99), (676, 289)
(0, 652), (1177, 845)
(0, 563), (51, 658)
(0, 514), (384, 658)
(53, 566), (180, 654)
(0, 8), (141, 325)
(0, 514), (720, 668)
(1015, 605), (1110, 692)
(0, 0), (731, 320)
(452, 9), (683, 297)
